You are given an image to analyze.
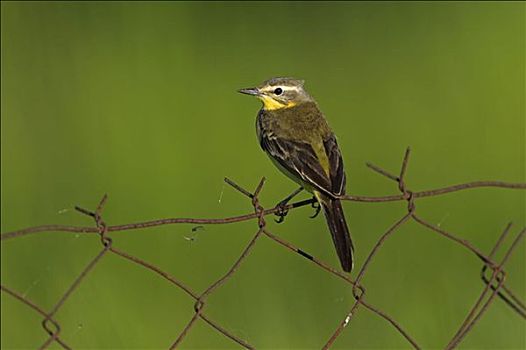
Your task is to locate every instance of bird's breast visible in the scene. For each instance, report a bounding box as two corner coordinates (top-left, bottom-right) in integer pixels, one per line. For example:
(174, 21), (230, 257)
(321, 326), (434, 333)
(257, 103), (331, 143)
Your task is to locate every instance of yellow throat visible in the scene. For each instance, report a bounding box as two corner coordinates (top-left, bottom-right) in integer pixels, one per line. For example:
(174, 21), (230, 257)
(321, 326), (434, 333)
(259, 95), (297, 110)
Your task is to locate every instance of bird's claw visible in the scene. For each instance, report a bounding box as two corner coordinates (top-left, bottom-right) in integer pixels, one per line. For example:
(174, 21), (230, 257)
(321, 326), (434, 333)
(274, 203), (289, 223)
(310, 200), (321, 218)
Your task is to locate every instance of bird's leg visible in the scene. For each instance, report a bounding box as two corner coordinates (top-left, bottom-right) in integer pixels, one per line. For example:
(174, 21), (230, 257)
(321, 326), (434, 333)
(274, 186), (304, 223)
(310, 198), (322, 218)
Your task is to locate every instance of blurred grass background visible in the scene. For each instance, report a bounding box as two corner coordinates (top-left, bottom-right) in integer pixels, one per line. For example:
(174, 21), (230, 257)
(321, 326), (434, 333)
(1, 2), (524, 349)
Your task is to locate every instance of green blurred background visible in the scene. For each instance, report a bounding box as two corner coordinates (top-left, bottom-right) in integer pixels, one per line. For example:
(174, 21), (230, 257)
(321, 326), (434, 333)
(1, 2), (524, 349)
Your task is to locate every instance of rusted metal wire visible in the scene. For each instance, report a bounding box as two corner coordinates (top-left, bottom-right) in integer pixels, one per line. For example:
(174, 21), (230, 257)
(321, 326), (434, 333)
(0, 285), (71, 350)
(1, 148), (524, 349)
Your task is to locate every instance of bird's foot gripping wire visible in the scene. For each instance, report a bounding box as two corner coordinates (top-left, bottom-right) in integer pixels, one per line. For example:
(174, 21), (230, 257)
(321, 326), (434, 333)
(310, 199), (321, 218)
(273, 186), (303, 224)
(274, 200), (289, 223)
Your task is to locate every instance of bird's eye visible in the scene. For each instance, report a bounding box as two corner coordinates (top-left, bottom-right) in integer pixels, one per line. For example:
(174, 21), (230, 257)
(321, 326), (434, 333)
(274, 87), (283, 95)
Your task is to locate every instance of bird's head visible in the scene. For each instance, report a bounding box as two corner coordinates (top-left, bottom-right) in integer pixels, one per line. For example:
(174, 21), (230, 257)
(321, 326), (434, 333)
(238, 77), (312, 110)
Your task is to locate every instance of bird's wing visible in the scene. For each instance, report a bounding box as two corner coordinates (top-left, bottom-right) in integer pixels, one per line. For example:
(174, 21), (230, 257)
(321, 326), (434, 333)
(323, 135), (346, 195)
(260, 132), (346, 197)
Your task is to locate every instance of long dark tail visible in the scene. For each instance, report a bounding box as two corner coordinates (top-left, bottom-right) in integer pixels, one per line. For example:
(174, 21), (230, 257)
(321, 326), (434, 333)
(315, 191), (354, 272)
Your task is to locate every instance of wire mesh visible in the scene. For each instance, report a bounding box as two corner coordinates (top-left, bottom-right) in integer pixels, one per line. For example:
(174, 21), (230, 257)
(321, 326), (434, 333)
(1, 148), (525, 349)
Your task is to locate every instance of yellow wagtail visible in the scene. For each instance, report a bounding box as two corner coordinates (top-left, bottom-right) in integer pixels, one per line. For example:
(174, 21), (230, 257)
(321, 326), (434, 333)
(239, 77), (354, 272)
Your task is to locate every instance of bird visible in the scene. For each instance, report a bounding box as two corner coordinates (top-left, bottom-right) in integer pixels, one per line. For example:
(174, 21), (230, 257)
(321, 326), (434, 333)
(238, 77), (354, 272)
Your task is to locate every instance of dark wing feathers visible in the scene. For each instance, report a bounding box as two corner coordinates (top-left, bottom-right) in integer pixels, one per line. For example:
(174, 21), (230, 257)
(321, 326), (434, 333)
(324, 136), (346, 195)
(260, 132), (346, 197)
(260, 135), (331, 193)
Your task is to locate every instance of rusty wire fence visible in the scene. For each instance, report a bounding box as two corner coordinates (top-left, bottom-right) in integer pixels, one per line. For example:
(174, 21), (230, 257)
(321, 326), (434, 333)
(1, 147), (525, 349)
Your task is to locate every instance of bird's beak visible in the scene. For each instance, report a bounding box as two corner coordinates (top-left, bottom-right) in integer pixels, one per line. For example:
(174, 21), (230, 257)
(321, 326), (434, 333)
(238, 87), (260, 96)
